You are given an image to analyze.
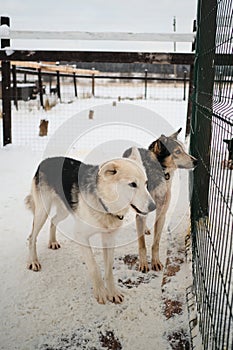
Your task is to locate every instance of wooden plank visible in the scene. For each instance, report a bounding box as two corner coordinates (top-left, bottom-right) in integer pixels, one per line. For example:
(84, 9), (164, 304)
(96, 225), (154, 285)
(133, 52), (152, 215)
(39, 65), (99, 75)
(2, 29), (195, 43)
(11, 61), (41, 69)
(10, 61), (99, 74)
(0, 51), (231, 66)
(0, 50), (195, 65)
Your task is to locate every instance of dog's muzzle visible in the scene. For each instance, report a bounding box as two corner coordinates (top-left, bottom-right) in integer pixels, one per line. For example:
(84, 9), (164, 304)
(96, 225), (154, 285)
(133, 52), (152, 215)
(131, 201), (156, 215)
(131, 204), (147, 215)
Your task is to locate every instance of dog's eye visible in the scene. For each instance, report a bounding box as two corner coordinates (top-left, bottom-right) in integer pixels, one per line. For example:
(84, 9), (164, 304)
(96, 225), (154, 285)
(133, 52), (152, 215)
(175, 149), (181, 154)
(129, 182), (137, 188)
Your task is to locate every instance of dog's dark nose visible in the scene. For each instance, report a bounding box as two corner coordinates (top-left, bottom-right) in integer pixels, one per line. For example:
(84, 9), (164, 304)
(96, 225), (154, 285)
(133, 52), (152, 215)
(193, 158), (198, 167)
(148, 201), (156, 212)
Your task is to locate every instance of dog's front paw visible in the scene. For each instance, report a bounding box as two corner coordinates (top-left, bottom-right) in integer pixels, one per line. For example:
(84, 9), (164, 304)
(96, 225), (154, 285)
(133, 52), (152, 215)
(93, 286), (108, 304)
(48, 241), (61, 250)
(151, 259), (163, 271)
(139, 261), (150, 273)
(27, 261), (41, 271)
(107, 289), (124, 304)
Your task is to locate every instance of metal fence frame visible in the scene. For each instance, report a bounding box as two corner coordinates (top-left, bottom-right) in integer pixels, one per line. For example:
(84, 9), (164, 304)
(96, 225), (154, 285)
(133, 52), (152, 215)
(0, 65), (190, 102)
(190, 0), (233, 348)
(0, 48), (194, 146)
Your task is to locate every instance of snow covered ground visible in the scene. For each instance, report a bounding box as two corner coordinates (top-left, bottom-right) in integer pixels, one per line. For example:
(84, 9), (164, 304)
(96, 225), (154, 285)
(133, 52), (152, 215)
(0, 95), (197, 349)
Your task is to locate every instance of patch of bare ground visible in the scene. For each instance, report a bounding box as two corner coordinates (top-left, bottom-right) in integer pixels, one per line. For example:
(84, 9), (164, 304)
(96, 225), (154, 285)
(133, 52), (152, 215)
(99, 330), (122, 350)
(167, 330), (190, 350)
(118, 254), (158, 288)
(162, 246), (190, 349)
(118, 254), (139, 270)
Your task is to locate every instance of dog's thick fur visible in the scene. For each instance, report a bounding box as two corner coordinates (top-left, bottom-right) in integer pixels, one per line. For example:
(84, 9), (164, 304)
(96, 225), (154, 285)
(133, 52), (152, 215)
(223, 138), (233, 161)
(123, 128), (197, 272)
(25, 150), (155, 304)
(223, 138), (233, 169)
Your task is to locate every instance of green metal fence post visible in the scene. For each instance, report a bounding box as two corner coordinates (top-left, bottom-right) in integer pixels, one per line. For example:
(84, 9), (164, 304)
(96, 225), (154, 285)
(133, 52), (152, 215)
(190, 0), (217, 219)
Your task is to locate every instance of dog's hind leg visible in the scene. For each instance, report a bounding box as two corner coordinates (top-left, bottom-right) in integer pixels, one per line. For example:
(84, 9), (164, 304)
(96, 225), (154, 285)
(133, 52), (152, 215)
(136, 214), (149, 272)
(49, 205), (68, 249)
(102, 234), (124, 304)
(151, 214), (165, 271)
(27, 206), (49, 271)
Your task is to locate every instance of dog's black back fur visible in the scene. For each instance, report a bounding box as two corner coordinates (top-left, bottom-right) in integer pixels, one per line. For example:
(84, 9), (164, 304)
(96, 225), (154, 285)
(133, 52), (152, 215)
(35, 157), (98, 210)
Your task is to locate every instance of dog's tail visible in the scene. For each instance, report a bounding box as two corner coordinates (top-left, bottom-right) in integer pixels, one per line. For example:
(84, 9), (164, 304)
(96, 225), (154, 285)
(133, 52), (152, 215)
(25, 194), (35, 213)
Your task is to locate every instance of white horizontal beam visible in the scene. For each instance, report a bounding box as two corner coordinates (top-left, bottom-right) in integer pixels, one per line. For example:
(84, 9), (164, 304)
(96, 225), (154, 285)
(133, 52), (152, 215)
(0, 26), (195, 42)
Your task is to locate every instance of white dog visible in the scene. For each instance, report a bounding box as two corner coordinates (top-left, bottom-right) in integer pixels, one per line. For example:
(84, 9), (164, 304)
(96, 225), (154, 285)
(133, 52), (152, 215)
(25, 150), (155, 304)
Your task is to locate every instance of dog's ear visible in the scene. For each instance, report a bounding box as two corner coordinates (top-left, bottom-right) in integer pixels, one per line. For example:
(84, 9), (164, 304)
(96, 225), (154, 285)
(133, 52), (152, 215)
(149, 139), (163, 156)
(128, 147), (142, 163)
(223, 139), (233, 155)
(169, 128), (182, 139)
(223, 139), (230, 145)
(98, 161), (118, 178)
(149, 135), (171, 158)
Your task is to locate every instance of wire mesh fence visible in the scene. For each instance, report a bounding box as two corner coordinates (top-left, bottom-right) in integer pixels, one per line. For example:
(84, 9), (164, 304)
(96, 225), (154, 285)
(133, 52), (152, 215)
(0, 66), (190, 151)
(190, 0), (233, 348)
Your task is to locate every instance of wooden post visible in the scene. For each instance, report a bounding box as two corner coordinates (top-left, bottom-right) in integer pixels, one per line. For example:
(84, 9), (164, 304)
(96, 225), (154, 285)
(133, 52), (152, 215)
(91, 67), (95, 96)
(12, 65), (18, 110)
(1, 16), (12, 146)
(89, 110), (94, 119)
(39, 119), (49, 136)
(73, 72), (77, 97)
(183, 69), (187, 101)
(1, 16), (10, 49)
(38, 68), (44, 108)
(144, 69), (148, 100)
(56, 70), (61, 100)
